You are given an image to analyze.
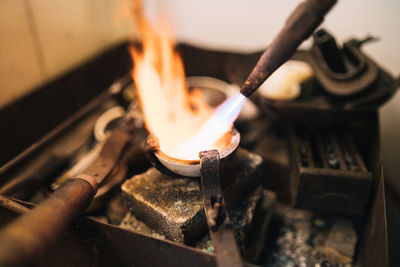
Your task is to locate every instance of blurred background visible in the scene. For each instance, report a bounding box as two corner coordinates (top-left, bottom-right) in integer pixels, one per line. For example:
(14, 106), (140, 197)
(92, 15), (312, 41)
(0, 0), (399, 265)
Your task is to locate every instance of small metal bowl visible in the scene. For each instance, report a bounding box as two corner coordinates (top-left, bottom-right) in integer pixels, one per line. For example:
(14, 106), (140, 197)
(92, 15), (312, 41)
(146, 129), (240, 177)
(143, 76), (243, 177)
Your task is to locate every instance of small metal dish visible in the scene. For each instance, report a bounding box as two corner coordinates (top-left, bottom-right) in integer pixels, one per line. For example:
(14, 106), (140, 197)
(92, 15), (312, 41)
(142, 76), (243, 177)
(146, 129), (240, 177)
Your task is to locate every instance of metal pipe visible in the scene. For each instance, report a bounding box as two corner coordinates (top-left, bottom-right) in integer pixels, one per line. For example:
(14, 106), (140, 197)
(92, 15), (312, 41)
(0, 178), (95, 266)
(240, 0), (337, 97)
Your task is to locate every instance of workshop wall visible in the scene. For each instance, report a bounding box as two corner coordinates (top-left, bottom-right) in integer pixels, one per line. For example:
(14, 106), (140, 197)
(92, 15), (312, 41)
(0, 0), (134, 108)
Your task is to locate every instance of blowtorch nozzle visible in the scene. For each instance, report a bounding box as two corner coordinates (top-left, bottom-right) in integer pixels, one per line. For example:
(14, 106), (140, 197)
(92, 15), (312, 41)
(240, 0), (337, 97)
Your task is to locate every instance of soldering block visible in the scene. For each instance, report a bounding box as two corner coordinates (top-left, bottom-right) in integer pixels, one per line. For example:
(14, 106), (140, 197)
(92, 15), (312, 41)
(122, 168), (205, 243)
(121, 148), (264, 244)
(120, 211), (166, 240)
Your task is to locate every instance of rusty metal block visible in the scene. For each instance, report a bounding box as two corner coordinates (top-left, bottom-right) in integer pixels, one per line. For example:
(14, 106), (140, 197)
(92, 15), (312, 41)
(122, 148), (264, 244)
(289, 125), (373, 216)
(120, 186), (276, 263)
(121, 168), (205, 243)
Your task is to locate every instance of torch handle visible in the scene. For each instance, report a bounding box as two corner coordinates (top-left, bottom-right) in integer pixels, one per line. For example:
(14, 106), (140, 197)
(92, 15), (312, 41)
(240, 0), (337, 97)
(0, 178), (96, 267)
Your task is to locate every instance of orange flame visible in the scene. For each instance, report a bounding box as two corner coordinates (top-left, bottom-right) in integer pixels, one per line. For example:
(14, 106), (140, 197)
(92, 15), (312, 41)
(129, 2), (231, 160)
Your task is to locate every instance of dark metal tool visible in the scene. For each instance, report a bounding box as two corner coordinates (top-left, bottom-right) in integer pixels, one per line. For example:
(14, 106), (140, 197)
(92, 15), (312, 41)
(240, 0), (337, 97)
(199, 150), (242, 267)
(0, 105), (138, 266)
(0, 74), (132, 178)
(311, 29), (379, 96)
(227, 30), (399, 124)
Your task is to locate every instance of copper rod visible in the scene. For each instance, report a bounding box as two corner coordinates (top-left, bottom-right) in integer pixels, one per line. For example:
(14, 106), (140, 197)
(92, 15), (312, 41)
(0, 178), (95, 266)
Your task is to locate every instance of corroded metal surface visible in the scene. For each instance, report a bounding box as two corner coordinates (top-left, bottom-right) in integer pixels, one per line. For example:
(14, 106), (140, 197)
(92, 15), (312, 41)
(120, 212), (165, 239)
(260, 203), (358, 266)
(122, 168), (205, 243)
(289, 125), (373, 216)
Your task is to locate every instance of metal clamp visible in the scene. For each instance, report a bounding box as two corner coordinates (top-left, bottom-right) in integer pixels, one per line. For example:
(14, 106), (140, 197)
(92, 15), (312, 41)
(199, 150), (243, 267)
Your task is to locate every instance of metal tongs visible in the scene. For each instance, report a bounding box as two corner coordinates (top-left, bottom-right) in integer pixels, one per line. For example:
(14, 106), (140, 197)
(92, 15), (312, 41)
(0, 104), (140, 266)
